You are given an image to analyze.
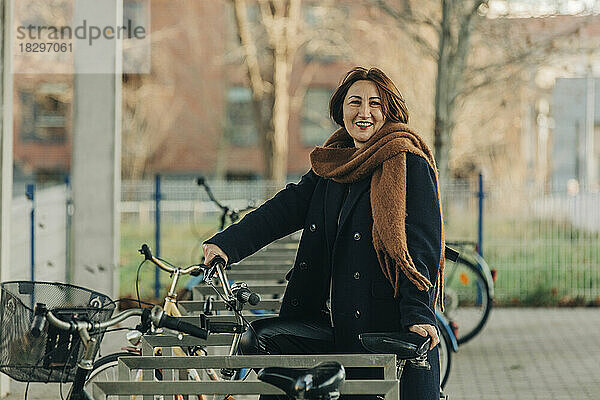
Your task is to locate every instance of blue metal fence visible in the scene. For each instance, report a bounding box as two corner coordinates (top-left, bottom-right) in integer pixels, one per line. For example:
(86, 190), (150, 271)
(15, 177), (600, 303)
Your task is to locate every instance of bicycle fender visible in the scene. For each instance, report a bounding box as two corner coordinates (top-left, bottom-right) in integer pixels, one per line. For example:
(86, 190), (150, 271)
(435, 311), (459, 352)
(471, 253), (495, 298)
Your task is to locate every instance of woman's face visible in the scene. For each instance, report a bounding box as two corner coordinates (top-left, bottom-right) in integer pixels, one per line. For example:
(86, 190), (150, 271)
(342, 80), (385, 149)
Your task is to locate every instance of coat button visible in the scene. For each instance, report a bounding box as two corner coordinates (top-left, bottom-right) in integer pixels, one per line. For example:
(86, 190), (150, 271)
(353, 232), (361, 241)
(291, 299), (299, 307)
(355, 310), (361, 319)
(353, 271), (360, 280)
(299, 261), (308, 271)
(309, 224), (317, 232)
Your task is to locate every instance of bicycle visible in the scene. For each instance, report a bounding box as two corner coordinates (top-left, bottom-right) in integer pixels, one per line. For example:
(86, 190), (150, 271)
(0, 280), (209, 400)
(89, 248), (455, 397)
(183, 176), (256, 298)
(84, 247), (260, 399)
(196, 176), (256, 233)
(442, 241), (495, 344)
(257, 332), (449, 399)
(196, 245), (458, 388)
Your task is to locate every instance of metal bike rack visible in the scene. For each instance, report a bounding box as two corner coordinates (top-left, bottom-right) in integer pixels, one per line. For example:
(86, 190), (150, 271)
(92, 354), (399, 400)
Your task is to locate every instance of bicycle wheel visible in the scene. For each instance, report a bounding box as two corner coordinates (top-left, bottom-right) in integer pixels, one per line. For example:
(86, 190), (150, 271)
(86, 352), (211, 400)
(438, 325), (452, 389)
(442, 255), (492, 344)
(84, 352), (136, 398)
(85, 352), (168, 400)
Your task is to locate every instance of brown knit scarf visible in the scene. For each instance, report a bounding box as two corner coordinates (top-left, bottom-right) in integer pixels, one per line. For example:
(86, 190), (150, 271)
(310, 121), (445, 310)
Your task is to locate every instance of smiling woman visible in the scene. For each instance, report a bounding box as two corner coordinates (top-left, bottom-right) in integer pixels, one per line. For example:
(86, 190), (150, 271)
(202, 66), (445, 400)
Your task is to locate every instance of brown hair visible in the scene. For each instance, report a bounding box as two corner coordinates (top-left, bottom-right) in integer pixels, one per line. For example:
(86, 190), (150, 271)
(329, 67), (409, 126)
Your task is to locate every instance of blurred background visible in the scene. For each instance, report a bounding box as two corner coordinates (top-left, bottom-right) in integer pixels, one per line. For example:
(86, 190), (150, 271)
(2, 0), (600, 305)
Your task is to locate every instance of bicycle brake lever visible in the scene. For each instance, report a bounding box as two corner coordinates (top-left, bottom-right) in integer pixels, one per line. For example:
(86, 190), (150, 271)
(136, 308), (152, 333)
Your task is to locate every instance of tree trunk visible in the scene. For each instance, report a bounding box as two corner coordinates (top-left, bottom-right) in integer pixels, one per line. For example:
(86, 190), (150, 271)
(270, 46), (290, 187)
(434, 0), (452, 187)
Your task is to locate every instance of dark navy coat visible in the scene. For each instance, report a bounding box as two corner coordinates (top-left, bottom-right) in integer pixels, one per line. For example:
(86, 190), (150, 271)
(206, 152), (442, 352)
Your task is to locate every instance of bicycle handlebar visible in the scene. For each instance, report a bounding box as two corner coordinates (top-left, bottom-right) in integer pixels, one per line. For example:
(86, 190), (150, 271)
(197, 176), (255, 230)
(203, 255), (226, 281)
(139, 244), (205, 276)
(196, 176), (225, 210)
(31, 304), (209, 340)
(150, 306), (208, 339)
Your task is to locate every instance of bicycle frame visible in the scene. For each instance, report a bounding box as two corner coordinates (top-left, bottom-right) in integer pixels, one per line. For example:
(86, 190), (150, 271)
(130, 246), (250, 399)
(144, 247), (245, 358)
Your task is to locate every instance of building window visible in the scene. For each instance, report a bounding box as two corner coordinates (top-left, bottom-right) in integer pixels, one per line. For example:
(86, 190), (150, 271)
(19, 83), (69, 143)
(301, 88), (337, 146)
(225, 87), (258, 146)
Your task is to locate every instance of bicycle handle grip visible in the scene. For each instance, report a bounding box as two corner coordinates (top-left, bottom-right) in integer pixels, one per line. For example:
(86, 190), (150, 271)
(30, 303), (48, 338)
(204, 255), (226, 281)
(139, 244), (152, 260)
(157, 312), (208, 340)
(209, 255), (226, 268)
(236, 287), (261, 306)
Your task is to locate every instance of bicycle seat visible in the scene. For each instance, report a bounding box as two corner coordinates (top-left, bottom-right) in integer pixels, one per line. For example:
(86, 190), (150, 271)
(257, 361), (345, 400)
(359, 332), (430, 360)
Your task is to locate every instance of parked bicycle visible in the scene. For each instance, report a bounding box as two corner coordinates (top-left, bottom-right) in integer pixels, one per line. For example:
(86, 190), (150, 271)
(196, 176), (256, 232)
(84, 247), (260, 399)
(184, 176), (256, 297)
(0, 280), (210, 400)
(442, 241), (496, 344)
(258, 331), (450, 399)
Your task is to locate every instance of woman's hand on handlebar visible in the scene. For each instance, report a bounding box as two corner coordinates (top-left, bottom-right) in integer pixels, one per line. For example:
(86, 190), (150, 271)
(202, 243), (229, 265)
(408, 324), (439, 350)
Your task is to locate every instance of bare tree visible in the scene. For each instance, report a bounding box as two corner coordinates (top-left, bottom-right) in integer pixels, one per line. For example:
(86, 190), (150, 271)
(121, 1), (217, 181)
(121, 73), (183, 180)
(373, 0), (597, 184)
(230, 0), (302, 187)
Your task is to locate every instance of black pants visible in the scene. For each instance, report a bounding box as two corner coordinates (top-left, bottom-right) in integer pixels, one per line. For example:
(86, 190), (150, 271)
(239, 316), (440, 400)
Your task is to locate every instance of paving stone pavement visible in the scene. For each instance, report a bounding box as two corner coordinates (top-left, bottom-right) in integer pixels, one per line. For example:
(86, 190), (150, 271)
(444, 308), (600, 399)
(2, 308), (599, 399)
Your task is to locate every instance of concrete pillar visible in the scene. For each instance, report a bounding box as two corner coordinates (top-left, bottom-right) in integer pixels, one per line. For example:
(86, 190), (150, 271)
(71, 0), (122, 298)
(585, 73), (597, 191)
(0, 0), (12, 395)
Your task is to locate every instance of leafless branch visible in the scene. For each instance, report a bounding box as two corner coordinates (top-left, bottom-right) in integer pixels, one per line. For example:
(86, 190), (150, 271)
(465, 21), (585, 85)
(287, 0), (302, 52)
(290, 61), (319, 114)
(232, 0), (265, 99)
(372, 0), (440, 60)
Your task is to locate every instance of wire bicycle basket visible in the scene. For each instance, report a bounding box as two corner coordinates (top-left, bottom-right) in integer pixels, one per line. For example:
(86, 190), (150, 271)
(0, 281), (115, 382)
